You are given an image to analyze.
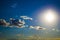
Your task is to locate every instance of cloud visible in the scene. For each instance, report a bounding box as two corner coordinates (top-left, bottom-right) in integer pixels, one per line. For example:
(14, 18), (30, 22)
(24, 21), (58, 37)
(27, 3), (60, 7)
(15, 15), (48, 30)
(52, 28), (56, 31)
(30, 26), (46, 30)
(52, 28), (60, 32)
(20, 16), (33, 20)
(0, 19), (10, 26)
(30, 26), (34, 28)
(42, 28), (46, 30)
(0, 19), (25, 28)
(56, 29), (60, 32)
(0, 16), (47, 30)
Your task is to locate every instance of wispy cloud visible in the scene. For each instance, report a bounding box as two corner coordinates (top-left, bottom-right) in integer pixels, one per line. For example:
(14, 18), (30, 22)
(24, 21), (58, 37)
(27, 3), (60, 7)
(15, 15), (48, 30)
(30, 26), (46, 30)
(20, 16), (33, 20)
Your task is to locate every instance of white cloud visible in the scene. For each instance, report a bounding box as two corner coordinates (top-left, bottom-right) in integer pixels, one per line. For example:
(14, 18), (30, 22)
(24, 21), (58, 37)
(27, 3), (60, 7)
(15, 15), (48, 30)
(52, 28), (56, 31)
(52, 28), (60, 32)
(30, 26), (46, 30)
(0, 18), (26, 28)
(0, 16), (47, 30)
(30, 26), (34, 28)
(42, 28), (46, 30)
(20, 16), (33, 20)
(0, 19), (10, 27)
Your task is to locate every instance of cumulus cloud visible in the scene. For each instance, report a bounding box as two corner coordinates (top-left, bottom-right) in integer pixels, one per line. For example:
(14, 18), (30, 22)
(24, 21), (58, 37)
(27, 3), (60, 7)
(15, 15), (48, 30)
(0, 18), (25, 28)
(20, 16), (33, 20)
(0, 19), (10, 26)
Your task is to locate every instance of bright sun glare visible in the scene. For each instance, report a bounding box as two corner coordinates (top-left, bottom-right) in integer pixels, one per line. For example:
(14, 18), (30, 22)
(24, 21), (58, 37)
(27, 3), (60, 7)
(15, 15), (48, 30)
(39, 8), (58, 25)
(44, 9), (56, 23)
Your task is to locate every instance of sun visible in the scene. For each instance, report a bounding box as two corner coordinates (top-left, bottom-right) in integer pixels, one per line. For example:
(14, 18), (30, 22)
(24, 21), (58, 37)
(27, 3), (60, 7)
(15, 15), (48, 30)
(44, 9), (56, 23)
(45, 13), (54, 22)
(39, 8), (58, 25)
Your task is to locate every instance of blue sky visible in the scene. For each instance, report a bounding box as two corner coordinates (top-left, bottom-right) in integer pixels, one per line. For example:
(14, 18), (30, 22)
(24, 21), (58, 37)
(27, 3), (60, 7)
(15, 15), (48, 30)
(0, 0), (60, 39)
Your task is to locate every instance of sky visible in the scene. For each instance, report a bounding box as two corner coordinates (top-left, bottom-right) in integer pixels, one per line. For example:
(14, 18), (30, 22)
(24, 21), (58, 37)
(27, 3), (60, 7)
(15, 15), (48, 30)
(0, 0), (60, 39)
